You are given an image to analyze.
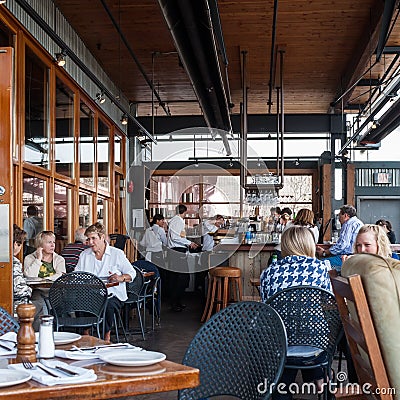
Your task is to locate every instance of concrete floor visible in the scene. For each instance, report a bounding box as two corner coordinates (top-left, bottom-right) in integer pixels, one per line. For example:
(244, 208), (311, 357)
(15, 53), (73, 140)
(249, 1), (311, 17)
(118, 292), (204, 400)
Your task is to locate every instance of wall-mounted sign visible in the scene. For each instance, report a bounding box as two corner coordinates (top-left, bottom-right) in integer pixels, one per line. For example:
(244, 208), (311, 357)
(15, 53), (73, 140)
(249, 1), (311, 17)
(373, 172), (392, 184)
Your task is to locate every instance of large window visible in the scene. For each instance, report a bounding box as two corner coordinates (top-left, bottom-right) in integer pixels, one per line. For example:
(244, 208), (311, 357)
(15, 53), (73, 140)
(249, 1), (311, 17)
(79, 192), (92, 228)
(79, 101), (94, 186)
(55, 78), (75, 178)
(24, 47), (50, 168)
(22, 175), (45, 247)
(54, 183), (70, 252)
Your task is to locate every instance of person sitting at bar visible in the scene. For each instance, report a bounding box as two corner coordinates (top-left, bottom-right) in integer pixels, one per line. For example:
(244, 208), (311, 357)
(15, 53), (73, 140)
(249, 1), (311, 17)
(75, 222), (136, 342)
(375, 219), (397, 244)
(292, 208), (319, 243)
(316, 204), (363, 272)
(12, 224), (43, 330)
(260, 226), (332, 398)
(60, 227), (89, 272)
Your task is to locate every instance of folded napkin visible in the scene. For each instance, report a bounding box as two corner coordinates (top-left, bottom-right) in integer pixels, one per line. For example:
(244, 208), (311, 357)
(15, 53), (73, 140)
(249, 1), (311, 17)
(55, 343), (141, 361)
(0, 333), (17, 357)
(9, 360), (97, 386)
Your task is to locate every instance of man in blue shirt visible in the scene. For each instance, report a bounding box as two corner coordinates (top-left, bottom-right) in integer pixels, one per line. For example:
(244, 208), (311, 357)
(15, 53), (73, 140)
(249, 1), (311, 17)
(316, 204), (363, 272)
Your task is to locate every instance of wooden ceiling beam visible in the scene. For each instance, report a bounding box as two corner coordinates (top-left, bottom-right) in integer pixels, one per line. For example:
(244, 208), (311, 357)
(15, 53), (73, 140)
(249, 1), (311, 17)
(331, 1), (384, 112)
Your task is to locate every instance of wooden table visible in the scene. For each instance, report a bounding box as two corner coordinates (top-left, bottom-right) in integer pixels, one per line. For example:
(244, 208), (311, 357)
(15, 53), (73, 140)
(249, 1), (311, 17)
(0, 336), (199, 399)
(26, 278), (119, 289)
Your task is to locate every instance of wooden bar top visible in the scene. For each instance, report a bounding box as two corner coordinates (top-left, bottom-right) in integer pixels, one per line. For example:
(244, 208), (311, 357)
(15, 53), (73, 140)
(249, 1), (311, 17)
(0, 336), (199, 399)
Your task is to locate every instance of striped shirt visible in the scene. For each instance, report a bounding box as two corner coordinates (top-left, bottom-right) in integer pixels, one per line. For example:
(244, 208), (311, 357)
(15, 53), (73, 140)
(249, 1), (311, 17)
(330, 216), (363, 255)
(61, 242), (89, 273)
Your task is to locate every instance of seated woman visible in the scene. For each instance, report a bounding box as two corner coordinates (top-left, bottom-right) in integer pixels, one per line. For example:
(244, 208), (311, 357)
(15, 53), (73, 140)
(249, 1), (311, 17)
(292, 208), (319, 243)
(352, 224), (398, 259)
(260, 226), (332, 399)
(24, 230), (66, 280)
(375, 219), (397, 244)
(76, 222), (136, 342)
(13, 224), (43, 330)
(23, 230), (66, 325)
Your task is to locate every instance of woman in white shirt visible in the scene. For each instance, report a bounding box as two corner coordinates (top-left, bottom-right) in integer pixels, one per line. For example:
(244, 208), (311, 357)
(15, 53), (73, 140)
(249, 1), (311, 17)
(140, 213), (167, 268)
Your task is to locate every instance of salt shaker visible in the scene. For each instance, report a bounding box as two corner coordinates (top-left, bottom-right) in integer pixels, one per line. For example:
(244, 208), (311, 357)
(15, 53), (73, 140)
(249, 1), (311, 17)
(38, 315), (55, 358)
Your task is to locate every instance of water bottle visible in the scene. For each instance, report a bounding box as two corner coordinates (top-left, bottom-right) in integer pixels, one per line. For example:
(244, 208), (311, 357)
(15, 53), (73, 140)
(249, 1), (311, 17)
(38, 315), (55, 358)
(271, 254), (278, 264)
(245, 230), (252, 244)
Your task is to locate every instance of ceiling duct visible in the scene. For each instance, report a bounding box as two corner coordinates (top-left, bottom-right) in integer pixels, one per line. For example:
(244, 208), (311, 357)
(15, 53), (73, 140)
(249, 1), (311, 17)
(158, 0), (232, 154)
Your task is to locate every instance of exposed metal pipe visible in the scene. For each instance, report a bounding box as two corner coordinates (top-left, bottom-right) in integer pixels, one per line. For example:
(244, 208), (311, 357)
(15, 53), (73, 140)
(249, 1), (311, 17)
(376, 0), (397, 61)
(267, 0), (279, 114)
(240, 51), (248, 190)
(158, 0), (232, 154)
(279, 49), (285, 188)
(15, 0), (156, 143)
(99, 0), (171, 117)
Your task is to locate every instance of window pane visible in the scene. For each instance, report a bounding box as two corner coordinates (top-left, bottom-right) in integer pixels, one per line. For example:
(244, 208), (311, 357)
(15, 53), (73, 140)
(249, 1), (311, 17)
(98, 118), (110, 191)
(97, 198), (108, 232)
(55, 78), (74, 177)
(24, 47), (49, 168)
(79, 102), (94, 186)
(115, 134), (122, 167)
(79, 192), (92, 227)
(54, 184), (69, 253)
(22, 175), (45, 247)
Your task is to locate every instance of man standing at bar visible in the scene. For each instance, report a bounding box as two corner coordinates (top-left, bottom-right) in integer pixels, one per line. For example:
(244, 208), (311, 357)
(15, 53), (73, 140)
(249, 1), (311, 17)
(167, 204), (198, 312)
(316, 204), (363, 272)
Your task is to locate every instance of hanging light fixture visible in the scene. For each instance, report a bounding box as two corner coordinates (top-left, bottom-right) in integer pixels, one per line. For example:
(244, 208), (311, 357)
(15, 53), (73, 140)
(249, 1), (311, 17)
(55, 51), (67, 67)
(120, 114), (128, 125)
(371, 119), (380, 129)
(96, 91), (106, 104)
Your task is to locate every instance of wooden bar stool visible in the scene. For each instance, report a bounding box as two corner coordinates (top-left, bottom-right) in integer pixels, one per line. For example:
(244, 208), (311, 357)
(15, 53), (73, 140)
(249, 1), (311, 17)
(201, 267), (243, 322)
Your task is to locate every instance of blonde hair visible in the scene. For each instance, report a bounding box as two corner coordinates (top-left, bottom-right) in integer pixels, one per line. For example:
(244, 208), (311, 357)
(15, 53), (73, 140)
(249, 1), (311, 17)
(293, 208), (315, 227)
(85, 222), (106, 238)
(281, 226), (316, 258)
(355, 224), (392, 257)
(34, 230), (55, 248)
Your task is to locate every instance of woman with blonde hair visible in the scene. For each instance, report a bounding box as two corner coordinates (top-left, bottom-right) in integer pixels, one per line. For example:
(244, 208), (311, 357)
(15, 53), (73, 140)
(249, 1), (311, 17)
(353, 224), (398, 259)
(292, 208), (319, 243)
(260, 226), (331, 301)
(24, 230), (66, 280)
(260, 225), (332, 399)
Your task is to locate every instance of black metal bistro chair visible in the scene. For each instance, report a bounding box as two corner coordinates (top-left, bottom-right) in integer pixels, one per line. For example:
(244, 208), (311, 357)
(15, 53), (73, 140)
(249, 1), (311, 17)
(179, 301), (287, 400)
(0, 306), (19, 335)
(124, 266), (147, 340)
(48, 272), (108, 338)
(266, 286), (343, 400)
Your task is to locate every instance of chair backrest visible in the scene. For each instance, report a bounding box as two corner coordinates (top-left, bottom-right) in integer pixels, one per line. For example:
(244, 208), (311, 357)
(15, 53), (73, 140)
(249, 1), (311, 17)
(0, 306), (19, 335)
(179, 301), (287, 400)
(48, 272), (108, 317)
(126, 265), (145, 299)
(331, 274), (392, 400)
(266, 286), (342, 356)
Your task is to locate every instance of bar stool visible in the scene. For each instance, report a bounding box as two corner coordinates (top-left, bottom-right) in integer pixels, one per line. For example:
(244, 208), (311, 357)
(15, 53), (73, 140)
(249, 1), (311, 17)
(201, 266), (243, 322)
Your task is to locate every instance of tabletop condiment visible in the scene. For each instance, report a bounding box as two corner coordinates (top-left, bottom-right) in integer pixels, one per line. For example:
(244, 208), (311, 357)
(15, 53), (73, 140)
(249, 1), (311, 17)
(38, 315), (55, 358)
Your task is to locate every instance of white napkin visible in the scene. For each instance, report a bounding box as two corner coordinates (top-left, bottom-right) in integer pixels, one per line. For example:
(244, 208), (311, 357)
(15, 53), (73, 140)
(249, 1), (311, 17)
(0, 333), (17, 357)
(55, 343), (141, 361)
(9, 360), (97, 386)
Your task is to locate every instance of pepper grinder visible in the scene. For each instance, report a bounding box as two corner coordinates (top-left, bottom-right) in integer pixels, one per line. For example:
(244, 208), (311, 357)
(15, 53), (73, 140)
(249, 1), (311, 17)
(16, 303), (36, 363)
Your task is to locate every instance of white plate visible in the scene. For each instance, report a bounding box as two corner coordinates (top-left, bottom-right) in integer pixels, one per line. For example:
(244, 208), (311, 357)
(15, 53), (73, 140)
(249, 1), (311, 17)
(99, 350), (166, 367)
(0, 370), (31, 388)
(35, 332), (81, 345)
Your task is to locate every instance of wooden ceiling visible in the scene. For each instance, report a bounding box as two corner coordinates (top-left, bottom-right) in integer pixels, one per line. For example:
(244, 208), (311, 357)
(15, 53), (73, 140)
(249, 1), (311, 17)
(53, 0), (399, 118)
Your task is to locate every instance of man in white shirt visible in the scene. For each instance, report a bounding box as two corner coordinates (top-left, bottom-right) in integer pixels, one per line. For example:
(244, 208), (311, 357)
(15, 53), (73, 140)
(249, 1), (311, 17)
(167, 204), (198, 312)
(76, 222), (136, 342)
